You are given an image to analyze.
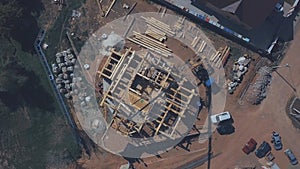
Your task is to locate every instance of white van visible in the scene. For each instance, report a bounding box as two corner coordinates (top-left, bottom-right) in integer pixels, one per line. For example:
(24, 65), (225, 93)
(210, 111), (231, 124)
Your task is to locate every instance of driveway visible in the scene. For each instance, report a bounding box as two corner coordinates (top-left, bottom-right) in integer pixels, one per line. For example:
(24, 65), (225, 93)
(208, 21), (300, 169)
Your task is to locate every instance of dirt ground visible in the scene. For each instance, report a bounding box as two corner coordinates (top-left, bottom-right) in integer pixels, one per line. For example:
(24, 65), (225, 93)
(205, 23), (300, 169)
(64, 1), (300, 169)
(70, 1), (208, 168)
(74, 3), (256, 169)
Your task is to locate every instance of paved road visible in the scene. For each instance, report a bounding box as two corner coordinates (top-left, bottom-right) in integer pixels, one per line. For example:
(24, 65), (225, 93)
(34, 29), (81, 144)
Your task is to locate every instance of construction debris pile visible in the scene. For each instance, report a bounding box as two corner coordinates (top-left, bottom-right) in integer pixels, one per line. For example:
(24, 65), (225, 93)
(246, 66), (272, 104)
(52, 49), (77, 99)
(227, 55), (251, 94)
(71, 10), (81, 19)
(210, 46), (230, 69)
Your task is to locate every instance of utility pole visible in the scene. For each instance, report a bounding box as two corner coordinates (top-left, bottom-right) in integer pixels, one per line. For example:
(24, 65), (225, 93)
(272, 63), (297, 92)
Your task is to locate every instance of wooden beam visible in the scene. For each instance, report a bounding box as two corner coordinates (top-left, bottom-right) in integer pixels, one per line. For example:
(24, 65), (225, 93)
(123, 2), (137, 21)
(133, 31), (168, 47)
(104, 0), (116, 17)
(110, 49), (130, 79)
(111, 50), (135, 93)
(123, 17), (135, 37)
(96, 0), (105, 16)
(100, 82), (116, 106)
(170, 116), (181, 137)
(104, 67), (113, 73)
(101, 72), (111, 79)
(155, 110), (169, 135)
(170, 87), (190, 99)
(129, 88), (142, 96)
(165, 98), (184, 109)
(127, 37), (171, 57)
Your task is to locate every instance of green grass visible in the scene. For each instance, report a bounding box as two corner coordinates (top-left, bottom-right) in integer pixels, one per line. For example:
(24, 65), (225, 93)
(0, 106), (80, 168)
(10, 39), (53, 96)
(0, 1), (87, 167)
(45, 0), (86, 62)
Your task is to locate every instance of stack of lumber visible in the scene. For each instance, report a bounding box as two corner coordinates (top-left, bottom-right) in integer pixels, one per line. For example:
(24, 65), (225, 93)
(145, 27), (167, 42)
(127, 31), (172, 57)
(209, 46), (230, 68)
(141, 16), (176, 36)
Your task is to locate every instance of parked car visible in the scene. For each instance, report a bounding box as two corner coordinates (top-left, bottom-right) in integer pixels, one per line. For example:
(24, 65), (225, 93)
(284, 149), (298, 165)
(271, 131), (282, 150)
(242, 138), (257, 154)
(217, 124), (235, 135)
(210, 111), (231, 124)
(255, 141), (271, 158)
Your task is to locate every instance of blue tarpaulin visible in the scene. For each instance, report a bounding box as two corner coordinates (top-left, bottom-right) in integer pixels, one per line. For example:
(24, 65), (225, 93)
(205, 77), (214, 87)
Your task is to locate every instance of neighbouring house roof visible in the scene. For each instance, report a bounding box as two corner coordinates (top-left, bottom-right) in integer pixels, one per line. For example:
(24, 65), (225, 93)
(198, 0), (241, 9)
(222, 0), (243, 13)
(235, 0), (279, 28)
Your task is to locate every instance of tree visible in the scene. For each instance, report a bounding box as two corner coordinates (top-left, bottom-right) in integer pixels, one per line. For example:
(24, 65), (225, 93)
(0, 37), (28, 93)
(0, 69), (28, 93)
(0, 0), (23, 37)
